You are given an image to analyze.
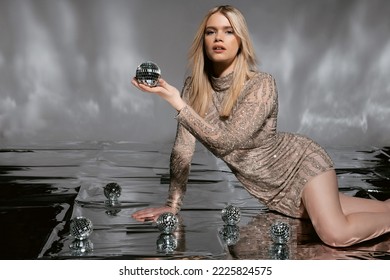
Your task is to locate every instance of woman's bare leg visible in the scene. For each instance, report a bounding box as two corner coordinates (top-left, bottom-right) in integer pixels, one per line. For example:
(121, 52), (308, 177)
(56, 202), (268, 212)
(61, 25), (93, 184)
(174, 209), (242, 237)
(302, 169), (390, 247)
(339, 192), (390, 215)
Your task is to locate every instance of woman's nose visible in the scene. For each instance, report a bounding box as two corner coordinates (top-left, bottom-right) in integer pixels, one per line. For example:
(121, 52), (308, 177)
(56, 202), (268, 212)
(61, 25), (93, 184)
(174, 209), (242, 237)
(214, 32), (223, 42)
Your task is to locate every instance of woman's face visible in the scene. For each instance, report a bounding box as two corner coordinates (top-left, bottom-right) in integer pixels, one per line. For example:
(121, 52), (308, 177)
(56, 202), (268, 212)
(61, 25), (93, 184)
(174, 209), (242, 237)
(204, 12), (241, 75)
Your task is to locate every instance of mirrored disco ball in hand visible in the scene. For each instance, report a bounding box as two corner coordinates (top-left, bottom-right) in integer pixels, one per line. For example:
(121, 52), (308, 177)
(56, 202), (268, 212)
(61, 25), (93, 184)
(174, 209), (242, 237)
(135, 61), (161, 87)
(269, 221), (290, 244)
(70, 216), (93, 240)
(221, 204), (241, 225)
(156, 212), (178, 234)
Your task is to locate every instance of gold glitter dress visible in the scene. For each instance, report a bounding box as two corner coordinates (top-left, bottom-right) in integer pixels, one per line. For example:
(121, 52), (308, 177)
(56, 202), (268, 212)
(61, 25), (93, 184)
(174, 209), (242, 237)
(166, 72), (334, 218)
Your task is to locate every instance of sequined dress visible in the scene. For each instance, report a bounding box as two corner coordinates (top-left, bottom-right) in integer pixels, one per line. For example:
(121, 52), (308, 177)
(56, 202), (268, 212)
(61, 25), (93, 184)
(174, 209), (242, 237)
(166, 72), (334, 218)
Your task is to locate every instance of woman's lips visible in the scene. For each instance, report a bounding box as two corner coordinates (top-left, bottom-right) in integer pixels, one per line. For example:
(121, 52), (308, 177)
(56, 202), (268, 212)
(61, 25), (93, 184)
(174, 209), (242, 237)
(213, 45), (226, 53)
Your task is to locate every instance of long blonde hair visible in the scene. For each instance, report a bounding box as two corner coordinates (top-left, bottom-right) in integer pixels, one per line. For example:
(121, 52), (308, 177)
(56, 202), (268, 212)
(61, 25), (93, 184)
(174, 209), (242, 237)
(187, 5), (257, 118)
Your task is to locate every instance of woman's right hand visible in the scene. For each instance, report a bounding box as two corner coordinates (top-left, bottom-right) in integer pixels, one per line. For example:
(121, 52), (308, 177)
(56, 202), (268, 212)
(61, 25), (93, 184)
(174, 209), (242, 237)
(131, 206), (176, 222)
(131, 78), (186, 112)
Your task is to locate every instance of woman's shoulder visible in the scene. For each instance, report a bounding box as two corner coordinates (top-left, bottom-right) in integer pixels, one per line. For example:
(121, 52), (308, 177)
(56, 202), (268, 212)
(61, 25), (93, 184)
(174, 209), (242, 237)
(249, 71), (275, 83)
(245, 71), (276, 91)
(184, 75), (192, 84)
(180, 76), (193, 99)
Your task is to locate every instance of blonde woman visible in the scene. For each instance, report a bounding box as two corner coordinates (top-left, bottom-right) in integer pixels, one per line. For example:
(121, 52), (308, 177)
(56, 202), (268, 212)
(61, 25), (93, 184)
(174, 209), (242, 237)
(132, 5), (390, 247)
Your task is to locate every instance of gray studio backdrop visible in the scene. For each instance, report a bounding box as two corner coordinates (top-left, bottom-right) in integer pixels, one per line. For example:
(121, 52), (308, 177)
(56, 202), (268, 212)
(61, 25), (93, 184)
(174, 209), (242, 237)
(0, 0), (389, 147)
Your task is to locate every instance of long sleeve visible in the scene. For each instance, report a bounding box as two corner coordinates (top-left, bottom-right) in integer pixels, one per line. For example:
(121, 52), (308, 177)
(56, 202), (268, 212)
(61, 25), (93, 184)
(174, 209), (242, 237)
(176, 73), (277, 155)
(165, 80), (196, 212)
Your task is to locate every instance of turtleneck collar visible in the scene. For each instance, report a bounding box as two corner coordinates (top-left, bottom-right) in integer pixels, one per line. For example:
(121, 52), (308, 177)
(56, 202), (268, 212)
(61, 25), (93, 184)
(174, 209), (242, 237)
(210, 71), (234, 92)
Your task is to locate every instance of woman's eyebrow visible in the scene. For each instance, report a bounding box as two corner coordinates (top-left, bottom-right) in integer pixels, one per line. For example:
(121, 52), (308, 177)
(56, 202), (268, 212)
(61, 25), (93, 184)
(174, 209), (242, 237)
(205, 25), (233, 30)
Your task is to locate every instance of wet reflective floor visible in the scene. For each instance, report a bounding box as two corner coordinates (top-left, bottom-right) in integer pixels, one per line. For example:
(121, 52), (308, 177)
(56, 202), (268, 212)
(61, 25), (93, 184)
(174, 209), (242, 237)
(0, 141), (389, 259)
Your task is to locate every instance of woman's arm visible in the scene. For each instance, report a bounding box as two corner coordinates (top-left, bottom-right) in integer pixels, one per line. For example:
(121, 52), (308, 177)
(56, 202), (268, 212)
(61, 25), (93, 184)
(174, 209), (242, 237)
(166, 122), (196, 212)
(130, 125), (195, 222)
(131, 78), (195, 222)
(132, 72), (277, 156)
(177, 73), (277, 154)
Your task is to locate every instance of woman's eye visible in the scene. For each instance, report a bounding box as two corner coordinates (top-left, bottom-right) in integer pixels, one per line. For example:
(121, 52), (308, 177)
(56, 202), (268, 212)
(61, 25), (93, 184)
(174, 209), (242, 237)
(226, 30), (234, 34)
(205, 30), (215, 35)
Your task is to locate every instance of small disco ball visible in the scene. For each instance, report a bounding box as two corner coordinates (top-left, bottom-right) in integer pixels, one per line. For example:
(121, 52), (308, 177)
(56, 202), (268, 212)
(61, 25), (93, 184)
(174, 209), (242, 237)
(156, 212), (178, 234)
(69, 216), (93, 240)
(269, 243), (290, 260)
(103, 182), (122, 200)
(269, 221), (290, 244)
(156, 233), (178, 254)
(135, 61), (161, 87)
(221, 204), (241, 225)
(219, 224), (240, 246)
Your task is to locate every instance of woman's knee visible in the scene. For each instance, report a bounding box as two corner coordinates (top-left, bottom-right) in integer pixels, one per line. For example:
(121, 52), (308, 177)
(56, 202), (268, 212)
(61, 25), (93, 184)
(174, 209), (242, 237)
(312, 220), (357, 247)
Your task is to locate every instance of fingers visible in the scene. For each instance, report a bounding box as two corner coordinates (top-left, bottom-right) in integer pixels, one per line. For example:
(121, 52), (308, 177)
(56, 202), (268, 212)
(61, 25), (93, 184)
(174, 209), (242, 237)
(131, 209), (156, 222)
(131, 209), (155, 222)
(131, 207), (175, 222)
(131, 78), (156, 93)
(132, 213), (155, 222)
(157, 78), (168, 88)
(131, 78), (168, 92)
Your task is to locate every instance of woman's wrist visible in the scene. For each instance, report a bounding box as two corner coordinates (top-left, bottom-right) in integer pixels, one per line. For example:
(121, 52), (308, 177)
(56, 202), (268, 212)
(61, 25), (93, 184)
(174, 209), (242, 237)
(172, 98), (186, 112)
(165, 201), (180, 214)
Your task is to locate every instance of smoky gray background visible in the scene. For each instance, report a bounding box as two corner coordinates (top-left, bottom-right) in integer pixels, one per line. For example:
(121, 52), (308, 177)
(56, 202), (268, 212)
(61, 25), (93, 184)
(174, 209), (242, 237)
(0, 0), (389, 147)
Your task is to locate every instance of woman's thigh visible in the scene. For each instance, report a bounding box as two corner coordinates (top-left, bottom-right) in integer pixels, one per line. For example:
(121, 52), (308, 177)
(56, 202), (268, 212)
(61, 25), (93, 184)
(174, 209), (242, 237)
(301, 170), (346, 228)
(302, 170), (390, 222)
(338, 192), (390, 215)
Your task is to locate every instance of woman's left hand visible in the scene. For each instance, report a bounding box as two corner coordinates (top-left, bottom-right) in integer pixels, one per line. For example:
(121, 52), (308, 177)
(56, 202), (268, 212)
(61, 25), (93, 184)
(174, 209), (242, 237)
(131, 206), (176, 222)
(131, 78), (186, 112)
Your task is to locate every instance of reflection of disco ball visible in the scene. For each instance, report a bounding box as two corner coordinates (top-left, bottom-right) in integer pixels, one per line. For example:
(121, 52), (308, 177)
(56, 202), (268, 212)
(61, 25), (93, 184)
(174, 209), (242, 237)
(156, 233), (178, 254)
(105, 208), (121, 216)
(70, 216), (93, 240)
(221, 205), (241, 225)
(69, 238), (94, 255)
(135, 61), (161, 87)
(156, 212), (178, 234)
(269, 243), (289, 260)
(270, 221), (290, 244)
(219, 224), (240, 246)
(103, 182), (122, 200)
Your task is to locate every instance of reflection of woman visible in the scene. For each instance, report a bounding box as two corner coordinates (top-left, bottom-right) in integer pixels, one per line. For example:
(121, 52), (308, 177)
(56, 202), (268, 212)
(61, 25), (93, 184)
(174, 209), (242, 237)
(230, 212), (390, 259)
(132, 5), (390, 247)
